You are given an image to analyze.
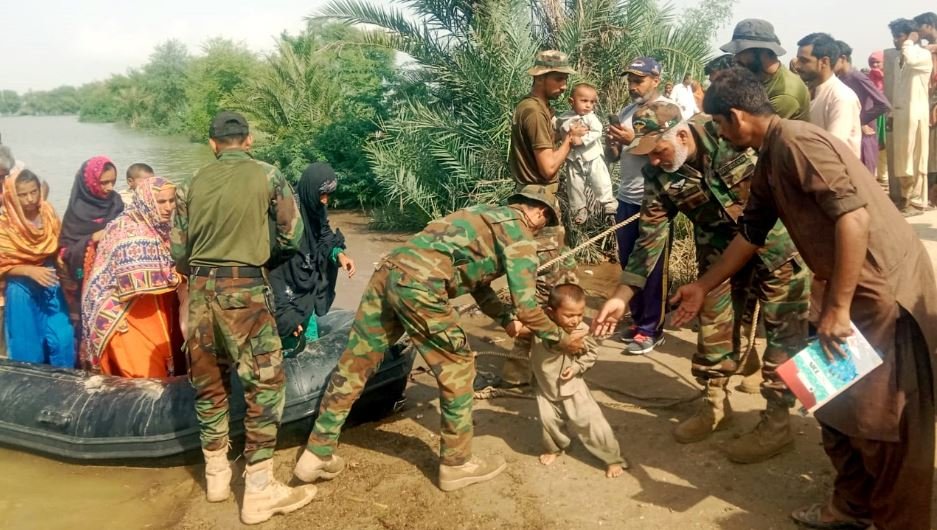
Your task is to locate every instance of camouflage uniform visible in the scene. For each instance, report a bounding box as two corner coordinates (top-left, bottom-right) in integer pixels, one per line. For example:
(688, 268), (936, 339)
(307, 204), (573, 466)
(171, 149), (303, 464)
(621, 110), (809, 404)
(501, 184), (578, 385)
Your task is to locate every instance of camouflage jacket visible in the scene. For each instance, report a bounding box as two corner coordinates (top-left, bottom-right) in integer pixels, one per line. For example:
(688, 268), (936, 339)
(620, 115), (798, 288)
(170, 149), (303, 274)
(388, 205), (567, 346)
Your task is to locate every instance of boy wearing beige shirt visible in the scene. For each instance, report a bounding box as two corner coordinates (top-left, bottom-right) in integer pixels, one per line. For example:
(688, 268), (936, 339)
(529, 284), (628, 478)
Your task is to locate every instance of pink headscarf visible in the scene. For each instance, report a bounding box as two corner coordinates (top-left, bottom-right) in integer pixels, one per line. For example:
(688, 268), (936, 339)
(868, 51), (885, 92)
(82, 155), (113, 198)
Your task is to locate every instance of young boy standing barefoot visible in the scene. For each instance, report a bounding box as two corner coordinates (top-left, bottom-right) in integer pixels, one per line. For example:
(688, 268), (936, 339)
(530, 284), (628, 478)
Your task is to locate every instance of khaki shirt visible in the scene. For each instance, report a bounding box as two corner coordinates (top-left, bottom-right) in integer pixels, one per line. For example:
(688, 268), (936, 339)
(530, 322), (597, 400)
(740, 117), (937, 441)
(509, 95), (556, 185)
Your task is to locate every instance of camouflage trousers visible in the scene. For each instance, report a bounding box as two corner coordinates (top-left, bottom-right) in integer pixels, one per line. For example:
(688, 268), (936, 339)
(693, 252), (810, 405)
(501, 224), (577, 385)
(187, 272), (285, 464)
(307, 263), (475, 466)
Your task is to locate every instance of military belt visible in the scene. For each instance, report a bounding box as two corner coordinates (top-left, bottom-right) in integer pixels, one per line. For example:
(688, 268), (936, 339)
(191, 266), (263, 279)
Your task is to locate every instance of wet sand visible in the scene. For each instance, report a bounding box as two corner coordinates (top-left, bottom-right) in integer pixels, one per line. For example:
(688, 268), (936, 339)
(2, 210), (936, 529)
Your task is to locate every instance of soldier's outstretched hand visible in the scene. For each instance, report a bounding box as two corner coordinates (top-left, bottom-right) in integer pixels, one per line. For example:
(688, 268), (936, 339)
(670, 282), (705, 327)
(592, 297), (626, 338)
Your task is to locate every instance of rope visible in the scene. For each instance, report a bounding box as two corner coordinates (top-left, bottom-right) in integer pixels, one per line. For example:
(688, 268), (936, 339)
(472, 350), (701, 409)
(455, 213), (640, 316)
(537, 213), (640, 273)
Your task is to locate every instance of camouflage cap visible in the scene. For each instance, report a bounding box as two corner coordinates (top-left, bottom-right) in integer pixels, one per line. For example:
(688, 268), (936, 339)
(507, 185), (561, 226)
(628, 101), (684, 156)
(528, 50), (577, 76)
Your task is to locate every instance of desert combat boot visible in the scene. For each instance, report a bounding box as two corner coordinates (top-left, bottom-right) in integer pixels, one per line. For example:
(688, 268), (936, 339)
(293, 449), (346, 482)
(241, 459), (317, 525)
(673, 379), (733, 444)
(439, 454), (507, 492)
(725, 399), (794, 463)
(202, 444), (232, 502)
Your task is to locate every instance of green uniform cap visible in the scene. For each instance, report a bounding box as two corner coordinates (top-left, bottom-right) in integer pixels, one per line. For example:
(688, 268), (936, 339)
(507, 185), (561, 226)
(528, 50), (577, 76)
(629, 101), (685, 156)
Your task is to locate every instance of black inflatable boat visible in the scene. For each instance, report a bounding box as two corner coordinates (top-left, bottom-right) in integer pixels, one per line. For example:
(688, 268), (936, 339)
(0, 309), (414, 460)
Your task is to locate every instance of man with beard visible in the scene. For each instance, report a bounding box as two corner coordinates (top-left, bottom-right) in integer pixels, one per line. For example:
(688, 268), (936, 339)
(670, 66), (936, 530)
(499, 50), (585, 388)
(722, 19), (810, 121)
(795, 33), (862, 158)
(604, 57), (674, 355)
(593, 101), (809, 460)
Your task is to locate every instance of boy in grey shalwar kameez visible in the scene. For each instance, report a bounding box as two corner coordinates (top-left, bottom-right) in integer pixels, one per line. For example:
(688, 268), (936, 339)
(530, 284), (628, 478)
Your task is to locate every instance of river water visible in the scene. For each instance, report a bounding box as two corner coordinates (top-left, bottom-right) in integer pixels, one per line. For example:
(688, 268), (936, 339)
(0, 115), (214, 213)
(0, 116), (407, 529)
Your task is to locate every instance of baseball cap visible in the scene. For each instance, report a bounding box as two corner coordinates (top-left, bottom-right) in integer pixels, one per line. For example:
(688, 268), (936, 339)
(627, 101), (684, 156)
(209, 111), (250, 139)
(622, 57), (662, 77)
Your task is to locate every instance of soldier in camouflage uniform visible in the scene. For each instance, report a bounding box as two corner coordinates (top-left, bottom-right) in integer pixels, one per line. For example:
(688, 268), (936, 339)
(293, 186), (587, 492)
(593, 102), (810, 463)
(170, 111), (315, 525)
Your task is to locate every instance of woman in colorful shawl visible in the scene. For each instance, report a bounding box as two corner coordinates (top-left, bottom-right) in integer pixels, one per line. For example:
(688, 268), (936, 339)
(58, 156), (123, 330)
(269, 163), (356, 354)
(81, 177), (183, 377)
(0, 167), (76, 367)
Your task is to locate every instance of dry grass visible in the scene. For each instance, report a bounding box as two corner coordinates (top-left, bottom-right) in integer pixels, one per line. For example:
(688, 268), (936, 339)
(669, 213), (697, 289)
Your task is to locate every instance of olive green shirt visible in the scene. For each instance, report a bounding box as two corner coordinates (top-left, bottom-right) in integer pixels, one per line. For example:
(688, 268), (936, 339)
(763, 65), (811, 121)
(170, 149), (303, 274)
(509, 95), (556, 185)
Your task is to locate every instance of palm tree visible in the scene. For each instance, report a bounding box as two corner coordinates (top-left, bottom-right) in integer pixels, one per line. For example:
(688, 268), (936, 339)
(317, 0), (732, 239)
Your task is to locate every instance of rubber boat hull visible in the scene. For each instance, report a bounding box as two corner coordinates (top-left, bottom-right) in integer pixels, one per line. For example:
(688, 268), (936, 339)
(0, 310), (414, 460)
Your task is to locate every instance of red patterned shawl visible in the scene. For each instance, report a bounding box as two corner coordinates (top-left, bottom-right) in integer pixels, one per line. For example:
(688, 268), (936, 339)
(80, 177), (179, 368)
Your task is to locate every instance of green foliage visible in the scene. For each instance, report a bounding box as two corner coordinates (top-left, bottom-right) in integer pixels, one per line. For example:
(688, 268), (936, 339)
(319, 0), (734, 244)
(184, 38), (261, 141)
(0, 90), (21, 115)
(229, 21), (397, 209)
(17, 86), (81, 115)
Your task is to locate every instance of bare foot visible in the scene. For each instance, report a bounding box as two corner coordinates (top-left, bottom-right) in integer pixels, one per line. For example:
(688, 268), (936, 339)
(606, 464), (625, 478)
(539, 452), (561, 466)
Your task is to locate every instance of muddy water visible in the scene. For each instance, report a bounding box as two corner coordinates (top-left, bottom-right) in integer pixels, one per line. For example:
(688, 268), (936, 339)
(0, 115), (214, 214)
(0, 212), (408, 530)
